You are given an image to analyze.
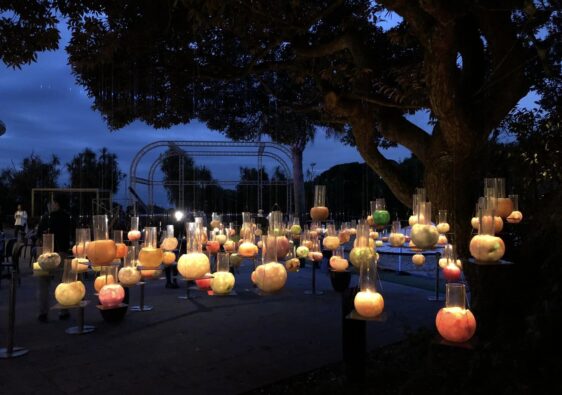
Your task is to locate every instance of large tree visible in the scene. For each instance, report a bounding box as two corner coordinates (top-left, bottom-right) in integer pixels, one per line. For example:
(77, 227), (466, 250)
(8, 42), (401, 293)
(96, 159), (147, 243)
(58, 0), (556, 251)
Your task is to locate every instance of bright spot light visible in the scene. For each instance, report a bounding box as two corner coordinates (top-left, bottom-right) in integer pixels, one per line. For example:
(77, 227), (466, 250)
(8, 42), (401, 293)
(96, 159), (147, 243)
(174, 210), (184, 222)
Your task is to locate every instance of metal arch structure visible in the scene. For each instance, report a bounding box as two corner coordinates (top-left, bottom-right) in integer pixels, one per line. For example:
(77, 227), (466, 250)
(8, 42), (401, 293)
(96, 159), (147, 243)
(129, 140), (293, 212)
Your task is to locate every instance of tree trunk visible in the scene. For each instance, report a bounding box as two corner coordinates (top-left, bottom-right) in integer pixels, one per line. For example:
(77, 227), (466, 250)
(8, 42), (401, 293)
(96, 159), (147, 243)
(291, 144), (306, 217)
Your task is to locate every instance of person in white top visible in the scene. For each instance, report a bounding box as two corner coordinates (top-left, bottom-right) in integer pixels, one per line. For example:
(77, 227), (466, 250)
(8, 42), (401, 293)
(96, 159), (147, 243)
(14, 204), (28, 241)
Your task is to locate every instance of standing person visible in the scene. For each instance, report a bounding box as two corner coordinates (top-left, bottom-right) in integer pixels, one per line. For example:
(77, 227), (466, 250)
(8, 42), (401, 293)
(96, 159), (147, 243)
(14, 204), (28, 241)
(36, 195), (72, 322)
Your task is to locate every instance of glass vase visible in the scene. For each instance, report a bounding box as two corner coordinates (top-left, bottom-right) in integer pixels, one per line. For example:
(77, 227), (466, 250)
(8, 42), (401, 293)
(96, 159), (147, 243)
(436, 283), (476, 343)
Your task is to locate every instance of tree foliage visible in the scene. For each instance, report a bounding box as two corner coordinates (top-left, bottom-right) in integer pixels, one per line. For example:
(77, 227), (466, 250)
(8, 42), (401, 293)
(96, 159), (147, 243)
(0, 153), (60, 215)
(66, 147), (125, 194)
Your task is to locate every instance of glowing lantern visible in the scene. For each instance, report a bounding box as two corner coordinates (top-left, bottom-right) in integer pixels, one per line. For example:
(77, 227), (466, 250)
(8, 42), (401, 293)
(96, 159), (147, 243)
(86, 215), (116, 266)
(98, 266), (125, 307)
(161, 224), (179, 251)
(410, 202), (439, 249)
(177, 222), (211, 280)
(254, 234), (287, 293)
(38, 234), (61, 271)
(118, 247), (141, 287)
(354, 254), (384, 318)
(310, 185), (329, 221)
(322, 223), (340, 251)
(113, 230), (128, 259)
(389, 221), (406, 247)
(412, 253), (425, 266)
(372, 199), (390, 226)
(436, 283), (476, 343)
(138, 227), (163, 268)
(506, 194), (523, 224)
(470, 197), (505, 262)
(329, 247), (349, 272)
(210, 253), (235, 295)
(54, 259), (86, 306)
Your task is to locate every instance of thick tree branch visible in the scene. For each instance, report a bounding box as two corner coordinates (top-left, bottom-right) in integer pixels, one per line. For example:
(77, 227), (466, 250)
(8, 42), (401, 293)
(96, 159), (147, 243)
(325, 91), (431, 164)
(350, 115), (413, 207)
(378, 0), (434, 46)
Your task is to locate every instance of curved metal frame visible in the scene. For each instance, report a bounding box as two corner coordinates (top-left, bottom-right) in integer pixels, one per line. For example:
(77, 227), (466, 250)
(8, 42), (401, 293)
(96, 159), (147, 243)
(129, 140), (293, 212)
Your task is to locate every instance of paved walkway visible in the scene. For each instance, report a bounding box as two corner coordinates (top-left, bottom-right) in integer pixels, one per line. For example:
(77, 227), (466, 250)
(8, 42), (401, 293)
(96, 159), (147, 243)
(0, 260), (442, 395)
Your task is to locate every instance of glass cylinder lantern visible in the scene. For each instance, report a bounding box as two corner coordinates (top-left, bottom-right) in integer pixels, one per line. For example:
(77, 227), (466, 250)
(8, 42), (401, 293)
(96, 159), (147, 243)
(506, 194), (523, 224)
(373, 198), (390, 226)
(436, 210), (450, 234)
(86, 215), (116, 266)
(114, 230), (128, 259)
(177, 222), (211, 280)
(206, 230), (221, 254)
(211, 252), (235, 295)
(296, 229), (312, 258)
(329, 246), (349, 272)
(37, 233), (61, 271)
(98, 265), (125, 308)
(410, 202), (439, 249)
(138, 227), (163, 268)
(350, 222), (375, 269)
(119, 246), (141, 287)
(71, 228), (90, 273)
(252, 234), (287, 293)
(269, 210), (290, 259)
(239, 212), (258, 258)
(284, 246), (300, 272)
(161, 225), (178, 265)
(307, 238), (323, 262)
(338, 222), (351, 244)
(94, 265), (116, 293)
(469, 197), (505, 262)
(55, 259), (86, 306)
(210, 212), (222, 229)
(223, 231), (236, 253)
(289, 216), (302, 240)
(322, 222), (340, 251)
(354, 255), (384, 318)
(441, 244), (462, 282)
(128, 216), (141, 241)
(484, 178), (513, 218)
(435, 283), (476, 343)
(310, 185), (329, 221)
(215, 227), (228, 246)
(389, 221), (406, 247)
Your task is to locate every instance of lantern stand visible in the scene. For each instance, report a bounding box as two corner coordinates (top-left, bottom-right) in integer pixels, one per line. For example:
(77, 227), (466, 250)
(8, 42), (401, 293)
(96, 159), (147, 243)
(427, 251), (443, 302)
(0, 270), (28, 358)
(304, 259), (323, 295)
(53, 301), (95, 335)
(96, 303), (128, 322)
(177, 274), (213, 300)
(130, 277), (153, 312)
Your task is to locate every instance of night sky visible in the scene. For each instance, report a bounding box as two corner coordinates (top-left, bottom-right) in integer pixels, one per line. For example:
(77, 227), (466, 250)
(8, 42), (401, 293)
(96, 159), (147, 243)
(0, 20), (535, 208)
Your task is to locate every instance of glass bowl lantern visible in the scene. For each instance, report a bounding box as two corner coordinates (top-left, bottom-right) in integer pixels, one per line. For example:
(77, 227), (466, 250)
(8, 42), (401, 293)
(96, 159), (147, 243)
(506, 194), (523, 224)
(410, 202), (439, 250)
(238, 212), (259, 258)
(138, 227), (163, 269)
(214, 226), (228, 246)
(307, 238), (323, 263)
(127, 216), (142, 242)
(118, 246), (142, 287)
(329, 246), (349, 272)
(177, 222), (211, 280)
(435, 283), (476, 343)
(310, 185), (329, 221)
(373, 198), (390, 227)
(349, 222), (375, 269)
(114, 230), (128, 259)
(98, 265), (125, 308)
(55, 259), (86, 306)
(86, 215), (117, 266)
(161, 225), (178, 265)
(322, 222), (341, 251)
(354, 254), (384, 318)
(71, 228), (90, 274)
(296, 229), (311, 259)
(252, 234), (288, 293)
(389, 221), (406, 247)
(211, 253), (235, 295)
(470, 197), (505, 262)
(223, 231), (236, 253)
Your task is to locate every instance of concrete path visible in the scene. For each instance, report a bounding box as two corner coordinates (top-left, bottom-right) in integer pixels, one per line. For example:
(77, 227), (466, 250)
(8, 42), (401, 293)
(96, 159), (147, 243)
(0, 261), (441, 395)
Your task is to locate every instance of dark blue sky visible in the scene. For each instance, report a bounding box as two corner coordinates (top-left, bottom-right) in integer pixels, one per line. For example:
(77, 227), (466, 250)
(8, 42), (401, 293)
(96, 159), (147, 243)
(0, 19), (537, 208)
